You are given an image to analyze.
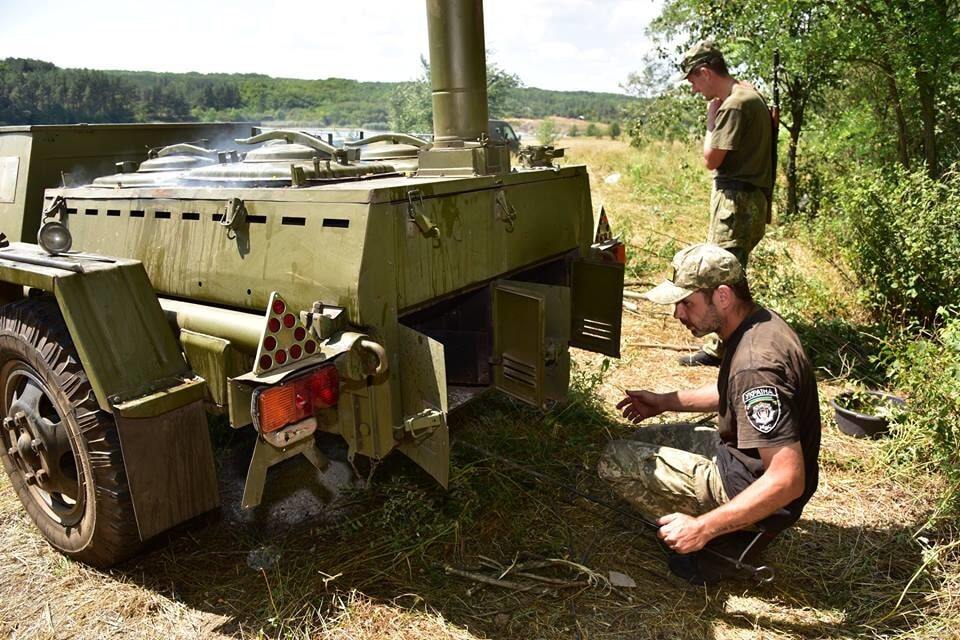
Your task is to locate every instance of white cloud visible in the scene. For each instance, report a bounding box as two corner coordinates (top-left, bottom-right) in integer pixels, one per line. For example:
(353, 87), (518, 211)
(0, 0), (662, 93)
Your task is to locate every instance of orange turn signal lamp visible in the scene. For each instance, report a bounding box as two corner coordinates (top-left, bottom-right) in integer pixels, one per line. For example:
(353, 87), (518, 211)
(254, 365), (339, 433)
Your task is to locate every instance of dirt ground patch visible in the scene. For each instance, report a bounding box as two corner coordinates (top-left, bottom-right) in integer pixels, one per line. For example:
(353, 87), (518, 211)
(1, 139), (956, 639)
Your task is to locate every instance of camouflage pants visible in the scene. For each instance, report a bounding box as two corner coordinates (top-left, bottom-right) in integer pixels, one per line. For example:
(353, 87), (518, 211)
(598, 423), (729, 521)
(702, 186), (768, 358)
(706, 186), (767, 261)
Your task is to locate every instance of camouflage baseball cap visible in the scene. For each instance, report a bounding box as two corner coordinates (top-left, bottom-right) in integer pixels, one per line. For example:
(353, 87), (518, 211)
(643, 244), (743, 305)
(679, 40), (724, 77)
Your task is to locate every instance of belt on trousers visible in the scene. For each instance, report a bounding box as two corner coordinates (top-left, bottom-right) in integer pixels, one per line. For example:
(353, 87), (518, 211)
(714, 178), (759, 192)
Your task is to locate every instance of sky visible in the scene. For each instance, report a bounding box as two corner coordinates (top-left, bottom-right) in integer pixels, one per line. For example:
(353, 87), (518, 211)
(0, 0), (664, 94)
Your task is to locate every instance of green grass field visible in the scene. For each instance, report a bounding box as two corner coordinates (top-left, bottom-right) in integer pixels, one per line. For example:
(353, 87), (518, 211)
(1, 137), (957, 639)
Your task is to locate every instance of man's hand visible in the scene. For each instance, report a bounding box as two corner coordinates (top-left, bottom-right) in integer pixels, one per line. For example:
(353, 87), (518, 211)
(616, 390), (664, 423)
(657, 513), (711, 554)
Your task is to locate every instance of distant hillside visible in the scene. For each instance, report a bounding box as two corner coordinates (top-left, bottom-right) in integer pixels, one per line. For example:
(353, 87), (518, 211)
(506, 87), (629, 122)
(0, 58), (636, 128)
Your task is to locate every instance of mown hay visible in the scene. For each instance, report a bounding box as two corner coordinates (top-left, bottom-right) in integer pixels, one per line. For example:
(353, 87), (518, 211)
(1, 138), (958, 639)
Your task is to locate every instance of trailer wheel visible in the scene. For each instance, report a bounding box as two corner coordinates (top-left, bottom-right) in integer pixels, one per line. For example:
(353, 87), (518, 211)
(0, 297), (141, 566)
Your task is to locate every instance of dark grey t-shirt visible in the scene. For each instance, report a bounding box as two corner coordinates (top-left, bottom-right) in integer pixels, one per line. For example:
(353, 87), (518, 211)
(715, 308), (821, 532)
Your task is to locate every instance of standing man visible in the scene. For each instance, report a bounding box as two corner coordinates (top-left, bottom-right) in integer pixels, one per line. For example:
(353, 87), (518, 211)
(598, 244), (820, 585)
(679, 41), (773, 367)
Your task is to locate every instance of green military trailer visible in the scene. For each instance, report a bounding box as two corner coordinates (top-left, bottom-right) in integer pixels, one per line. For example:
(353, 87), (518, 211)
(0, 0), (625, 567)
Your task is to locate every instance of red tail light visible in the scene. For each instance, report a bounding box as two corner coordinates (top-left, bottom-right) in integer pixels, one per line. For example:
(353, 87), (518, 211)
(612, 242), (626, 264)
(256, 365), (339, 433)
(592, 239), (627, 265)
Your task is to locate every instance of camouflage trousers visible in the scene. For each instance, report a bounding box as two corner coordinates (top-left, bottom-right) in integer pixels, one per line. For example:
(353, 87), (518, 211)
(598, 423), (729, 520)
(702, 186), (768, 358)
(707, 185), (767, 262)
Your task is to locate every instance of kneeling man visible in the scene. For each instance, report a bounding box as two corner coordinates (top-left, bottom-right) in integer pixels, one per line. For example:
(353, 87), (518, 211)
(599, 244), (821, 584)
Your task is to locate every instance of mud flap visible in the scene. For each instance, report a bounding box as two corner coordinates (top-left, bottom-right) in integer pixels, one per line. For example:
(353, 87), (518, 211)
(114, 399), (219, 540)
(396, 325), (449, 487)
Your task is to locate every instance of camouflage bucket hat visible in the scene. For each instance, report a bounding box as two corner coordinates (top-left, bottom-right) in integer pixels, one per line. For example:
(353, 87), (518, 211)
(643, 244), (743, 305)
(679, 40), (724, 77)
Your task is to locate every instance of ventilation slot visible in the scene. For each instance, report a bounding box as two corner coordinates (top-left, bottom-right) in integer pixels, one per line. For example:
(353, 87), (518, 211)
(84, 208), (98, 216)
(154, 211), (171, 219)
(579, 318), (614, 342)
(182, 212), (200, 221)
(106, 209), (121, 217)
(322, 218), (350, 229)
(281, 216), (306, 226)
(130, 210), (145, 218)
(248, 215), (267, 224)
(65, 208), (78, 215)
(212, 213), (224, 222)
(502, 354), (536, 388)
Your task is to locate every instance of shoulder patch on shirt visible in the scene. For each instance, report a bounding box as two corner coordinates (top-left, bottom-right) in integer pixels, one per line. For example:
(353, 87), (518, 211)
(741, 386), (781, 434)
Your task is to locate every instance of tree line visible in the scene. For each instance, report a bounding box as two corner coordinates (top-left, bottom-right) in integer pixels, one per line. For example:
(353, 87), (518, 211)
(626, 0), (960, 220)
(0, 58), (636, 129)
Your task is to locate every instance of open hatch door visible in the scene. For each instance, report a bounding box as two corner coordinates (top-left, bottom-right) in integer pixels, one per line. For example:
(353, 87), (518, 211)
(570, 257), (624, 358)
(396, 325), (450, 486)
(491, 281), (571, 409)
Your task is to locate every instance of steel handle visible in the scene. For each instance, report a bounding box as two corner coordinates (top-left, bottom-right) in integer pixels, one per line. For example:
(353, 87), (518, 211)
(359, 338), (388, 376)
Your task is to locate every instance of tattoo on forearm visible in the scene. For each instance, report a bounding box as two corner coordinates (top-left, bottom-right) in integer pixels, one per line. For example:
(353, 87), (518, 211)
(713, 522), (743, 536)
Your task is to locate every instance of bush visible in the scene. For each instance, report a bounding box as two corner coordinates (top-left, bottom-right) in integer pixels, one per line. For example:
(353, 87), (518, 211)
(625, 88), (703, 147)
(585, 122), (600, 137)
(823, 166), (960, 323)
(748, 242), (849, 324)
(881, 309), (960, 509)
(537, 119), (560, 146)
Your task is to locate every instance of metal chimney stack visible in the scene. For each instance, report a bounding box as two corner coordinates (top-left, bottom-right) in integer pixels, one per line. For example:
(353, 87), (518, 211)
(425, 0), (490, 146)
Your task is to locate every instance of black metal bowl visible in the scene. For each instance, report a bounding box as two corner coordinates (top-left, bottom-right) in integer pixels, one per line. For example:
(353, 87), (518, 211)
(830, 390), (906, 439)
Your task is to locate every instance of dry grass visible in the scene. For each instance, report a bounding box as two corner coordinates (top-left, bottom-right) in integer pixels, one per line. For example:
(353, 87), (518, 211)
(2, 138), (959, 639)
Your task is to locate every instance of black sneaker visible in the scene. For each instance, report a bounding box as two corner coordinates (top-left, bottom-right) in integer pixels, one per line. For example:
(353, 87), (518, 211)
(668, 550), (744, 585)
(667, 531), (775, 586)
(678, 350), (722, 367)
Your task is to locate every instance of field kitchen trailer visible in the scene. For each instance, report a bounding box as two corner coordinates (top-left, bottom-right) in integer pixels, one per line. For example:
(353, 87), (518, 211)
(0, 0), (624, 566)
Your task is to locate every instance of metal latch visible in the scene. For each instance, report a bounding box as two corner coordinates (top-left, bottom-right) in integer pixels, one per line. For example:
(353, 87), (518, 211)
(403, 408), (444, 439)
(221, 197), (248, 238)
(42, 195), (68, 219)
(495, 190), (517, 232)
(407, 189), (440, 244)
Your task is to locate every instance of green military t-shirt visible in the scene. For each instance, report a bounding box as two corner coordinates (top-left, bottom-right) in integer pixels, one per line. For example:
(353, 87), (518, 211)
(715, 308), (821, 532)
(710, 85), (773, 189)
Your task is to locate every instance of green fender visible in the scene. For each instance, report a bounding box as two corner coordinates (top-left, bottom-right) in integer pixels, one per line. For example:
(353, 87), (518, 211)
(0, 242), (204, 416)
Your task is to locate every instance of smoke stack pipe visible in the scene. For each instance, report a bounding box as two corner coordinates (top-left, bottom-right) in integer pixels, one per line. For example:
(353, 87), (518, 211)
(425, 0), (489, 145)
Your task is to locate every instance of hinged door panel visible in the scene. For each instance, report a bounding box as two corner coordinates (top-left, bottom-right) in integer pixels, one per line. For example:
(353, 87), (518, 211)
(492, 281), (571, 408)
(570, 258), (624, 357)
(396, 325), (449, 486)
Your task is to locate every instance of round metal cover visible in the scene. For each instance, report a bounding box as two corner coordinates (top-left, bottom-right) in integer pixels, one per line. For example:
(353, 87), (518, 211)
(139, 154), (218, 172)
(37, 220), (72, 255)
(360, 143), (420, 160)
(244, 142), (332, 163)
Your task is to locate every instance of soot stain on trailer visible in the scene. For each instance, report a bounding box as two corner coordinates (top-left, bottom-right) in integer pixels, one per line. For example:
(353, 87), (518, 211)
(218, 433), (362, 530)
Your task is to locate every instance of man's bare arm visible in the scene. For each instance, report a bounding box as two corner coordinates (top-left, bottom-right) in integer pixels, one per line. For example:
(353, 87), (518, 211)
(703, 146), (727, 170)
(662, 384), (720, 413)
(617, 383), (719, 423)
(658, 442), (805, 553)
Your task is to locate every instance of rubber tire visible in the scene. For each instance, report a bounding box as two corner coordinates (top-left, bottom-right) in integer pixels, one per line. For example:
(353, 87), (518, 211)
(0, 296), (142, 566)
